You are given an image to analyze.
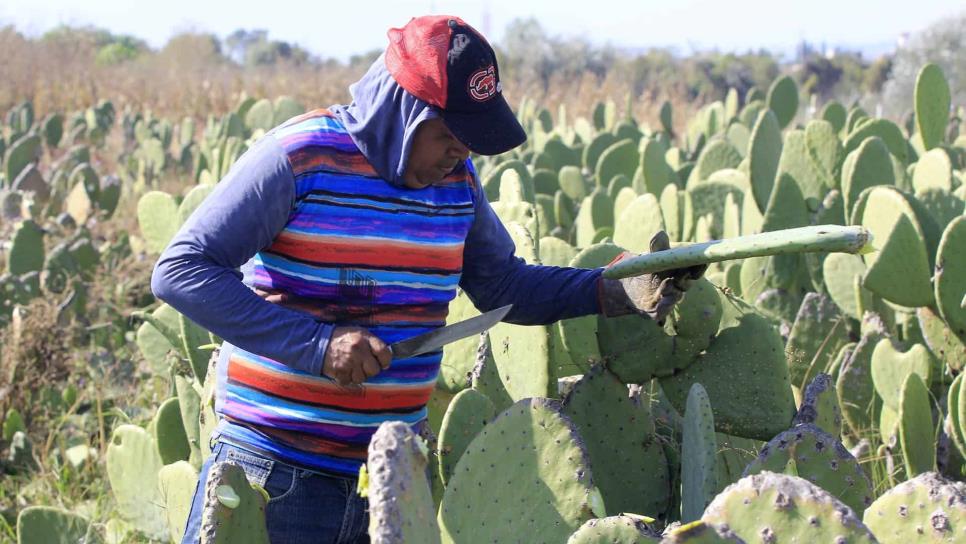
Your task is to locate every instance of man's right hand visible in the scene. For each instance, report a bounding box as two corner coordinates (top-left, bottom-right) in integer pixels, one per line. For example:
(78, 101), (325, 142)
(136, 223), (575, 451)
(323, 327), (392, 386)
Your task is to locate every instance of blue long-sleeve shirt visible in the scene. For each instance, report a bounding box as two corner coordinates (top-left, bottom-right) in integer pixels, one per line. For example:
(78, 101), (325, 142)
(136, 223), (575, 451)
(151, 135), (604, 375)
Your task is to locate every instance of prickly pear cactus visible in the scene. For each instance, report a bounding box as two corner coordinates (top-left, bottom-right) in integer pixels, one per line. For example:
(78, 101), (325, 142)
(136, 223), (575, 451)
(613, 194), (665, 253)
(106, 424), (168, 540)
(660, 313), (795, 441)
(748, 110), (782, 213)
(935, 216), (966, 343)
(437, 290), (481, 393)
(595, 138), (639, 188)
(566, 516), (660, 543)
(837, 318), (887, 436)
(918, 307), (966, 372)
(137, 190), (181, 254)
(767, 75), (799, 129)
(681, 383), (717, 523)
(468, 332), (513, 413)
(174, 375), (202, 468)
(488, 319), (553, 401)
(575, 189), (614, 248)
(871, 339), (933, 411)
(244, 99), (275, 132)
(437, 388), (496, 487)
(915, 63), (951, 151)
(16, 506), (92, 544)
(201, 462), (270, 544)
(946, 374), (966, 459)
(859, 186), (934, 308)
(863, 472), (966, 543)
(561, 365), (670, 521)
(793, 373), (843, 438)
(742, 424), (873, 514)
(367, 422), (440, 544)
(438, 398), (602, 544)
(660, 521), (745, 543)
(8, 220), (45, 275)
(703, 472), (876, 543)
(538, 236), (578, 267)
(785, 293), (849, 389)
(898, 372), (935, 477)
(158, 460), (200, 543)
(153, 396), (190, 464)
(712, 433), (761, 495)
(823, 253), (866, 319)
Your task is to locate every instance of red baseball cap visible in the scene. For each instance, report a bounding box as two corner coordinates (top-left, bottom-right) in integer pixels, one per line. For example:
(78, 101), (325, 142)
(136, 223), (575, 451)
(384, 15), (527, 155)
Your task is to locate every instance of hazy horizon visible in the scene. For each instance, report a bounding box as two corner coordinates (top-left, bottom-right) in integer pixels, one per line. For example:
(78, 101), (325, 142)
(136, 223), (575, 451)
(1, 0), (962, 62)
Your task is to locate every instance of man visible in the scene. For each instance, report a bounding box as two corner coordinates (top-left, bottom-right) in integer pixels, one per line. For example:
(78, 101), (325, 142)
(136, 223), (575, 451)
(153, 15), (702, 543)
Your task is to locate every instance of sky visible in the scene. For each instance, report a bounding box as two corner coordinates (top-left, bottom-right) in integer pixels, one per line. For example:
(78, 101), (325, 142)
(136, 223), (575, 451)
(1, 0), (963, 61)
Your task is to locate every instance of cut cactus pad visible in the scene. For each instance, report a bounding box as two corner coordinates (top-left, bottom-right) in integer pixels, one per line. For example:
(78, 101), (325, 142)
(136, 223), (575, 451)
(603, 225), (871, 279)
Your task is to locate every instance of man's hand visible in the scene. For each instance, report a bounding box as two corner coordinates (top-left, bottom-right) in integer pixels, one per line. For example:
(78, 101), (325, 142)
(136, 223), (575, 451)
(599, 230), (707, 325)
(323, 327), (392, 385)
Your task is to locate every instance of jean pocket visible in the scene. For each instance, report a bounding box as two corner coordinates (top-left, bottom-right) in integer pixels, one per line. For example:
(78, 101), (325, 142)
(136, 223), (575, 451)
(264, 465), (299, 503)
(224, 445), (275, 488)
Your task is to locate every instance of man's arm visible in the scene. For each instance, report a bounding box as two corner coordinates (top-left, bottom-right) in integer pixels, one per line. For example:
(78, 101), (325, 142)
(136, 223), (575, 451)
(151, 135), (334, 376)
(458, 165), (603, 325)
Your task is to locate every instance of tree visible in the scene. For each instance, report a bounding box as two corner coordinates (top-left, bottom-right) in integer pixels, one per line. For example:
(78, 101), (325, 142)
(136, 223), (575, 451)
(882, 11), (966, 117)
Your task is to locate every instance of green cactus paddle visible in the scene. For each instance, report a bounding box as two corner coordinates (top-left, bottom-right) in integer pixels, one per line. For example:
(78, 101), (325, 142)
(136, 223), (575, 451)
(602, 225), (870, 280)
(863, 472), (965, 543)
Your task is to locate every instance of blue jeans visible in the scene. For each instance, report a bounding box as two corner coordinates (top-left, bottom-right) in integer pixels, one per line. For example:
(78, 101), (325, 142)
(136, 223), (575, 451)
(181, 440), (370, 544)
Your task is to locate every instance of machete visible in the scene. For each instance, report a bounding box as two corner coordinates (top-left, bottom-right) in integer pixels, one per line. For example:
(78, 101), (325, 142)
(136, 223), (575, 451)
(388, 304), (513, 359)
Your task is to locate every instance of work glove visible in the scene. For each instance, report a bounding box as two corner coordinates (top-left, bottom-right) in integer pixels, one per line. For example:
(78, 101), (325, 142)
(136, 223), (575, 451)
(599, 230), (707, 325)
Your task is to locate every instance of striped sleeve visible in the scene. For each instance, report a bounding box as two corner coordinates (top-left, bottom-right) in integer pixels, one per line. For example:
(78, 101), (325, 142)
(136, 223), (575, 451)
(151, 135), (334, 376)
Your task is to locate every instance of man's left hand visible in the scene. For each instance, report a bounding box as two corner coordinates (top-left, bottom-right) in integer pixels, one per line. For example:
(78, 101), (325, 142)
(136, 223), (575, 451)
(599, 230), (707, 325)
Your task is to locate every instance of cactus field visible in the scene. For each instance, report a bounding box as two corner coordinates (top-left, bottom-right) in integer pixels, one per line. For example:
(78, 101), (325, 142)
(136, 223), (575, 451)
(1, 61), (966, 543)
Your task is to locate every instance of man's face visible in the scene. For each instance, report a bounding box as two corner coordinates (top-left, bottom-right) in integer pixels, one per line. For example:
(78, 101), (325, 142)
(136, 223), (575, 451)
(403, 118), (471, 189)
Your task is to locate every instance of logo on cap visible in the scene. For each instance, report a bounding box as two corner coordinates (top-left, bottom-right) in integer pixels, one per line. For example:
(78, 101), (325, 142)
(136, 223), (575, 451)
(468, 65), (499, 102)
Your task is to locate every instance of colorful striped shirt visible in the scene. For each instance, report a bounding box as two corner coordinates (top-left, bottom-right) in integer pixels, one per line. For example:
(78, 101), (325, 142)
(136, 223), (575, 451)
(217, 110), (474, 473)
(152, 110), (604, 476)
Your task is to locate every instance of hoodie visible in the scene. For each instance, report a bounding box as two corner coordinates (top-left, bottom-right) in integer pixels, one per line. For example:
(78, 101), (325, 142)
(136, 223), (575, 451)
(151, 57), (602, 376)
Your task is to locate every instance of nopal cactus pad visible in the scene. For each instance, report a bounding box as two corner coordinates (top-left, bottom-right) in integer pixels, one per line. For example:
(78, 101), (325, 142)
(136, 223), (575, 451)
(201, 462), (270, 544)
(935, 216), (966, 343)
(106, 424), (168, 540)
(785, 293), (849, 389)
(159, 460), (200, 543)
(871, 339), (933, 411)
(859, 186), (933, 308)
(863, 472), (966, 543)
(659, 313), (795, 441)
(702, 471), (876, 543)
(660, 520), (746, 543)
(488, 319), (554, 401)
(742, 423), (873, 514)
(137, 190), (181, 254)
(438, 398), (599, 544)
(898, 372), (936, 477)
(437, 289), (481, 393)
(915, 63), (951, 151)
(793, 373), (843, 438)
(153, 396), (191, 465)
(437, 388), (496, 487)
(561, 365), (670, 521)
(16, 506), (93, 544)
(836, 329), (886, 437)
(367, 421), (440, 544)
(681, 383), (717, 523)
(566, 516), (660, 543)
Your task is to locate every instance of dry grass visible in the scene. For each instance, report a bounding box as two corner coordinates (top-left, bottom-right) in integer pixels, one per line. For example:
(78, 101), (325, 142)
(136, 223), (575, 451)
(0, 25), (705, 138)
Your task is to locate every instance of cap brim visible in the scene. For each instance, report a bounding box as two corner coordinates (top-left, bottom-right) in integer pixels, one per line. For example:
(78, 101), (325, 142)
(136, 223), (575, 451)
(441, 95), (527, 156)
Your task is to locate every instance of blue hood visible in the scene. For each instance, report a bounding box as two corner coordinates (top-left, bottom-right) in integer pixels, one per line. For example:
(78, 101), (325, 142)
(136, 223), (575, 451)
(329, 54), (439, 187)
